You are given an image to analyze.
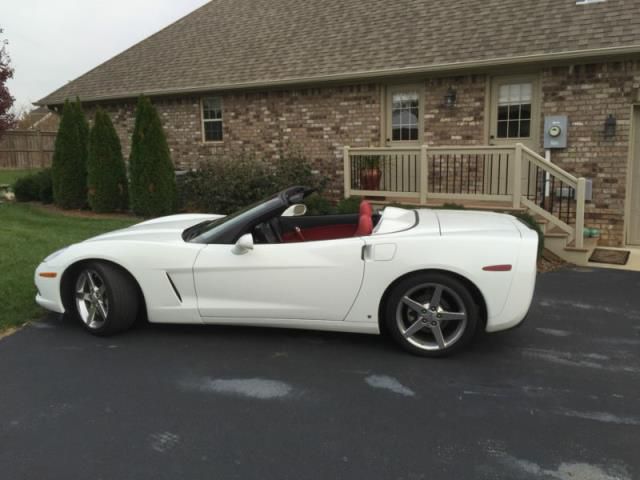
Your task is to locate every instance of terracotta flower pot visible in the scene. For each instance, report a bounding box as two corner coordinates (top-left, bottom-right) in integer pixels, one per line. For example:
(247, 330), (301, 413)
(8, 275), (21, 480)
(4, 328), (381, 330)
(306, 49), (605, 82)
(360, 168), (381, 191)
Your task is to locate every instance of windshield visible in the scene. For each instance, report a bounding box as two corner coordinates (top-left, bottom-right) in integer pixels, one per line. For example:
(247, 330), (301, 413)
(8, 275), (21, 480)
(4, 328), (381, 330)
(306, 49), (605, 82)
(184, 195), (283, 244)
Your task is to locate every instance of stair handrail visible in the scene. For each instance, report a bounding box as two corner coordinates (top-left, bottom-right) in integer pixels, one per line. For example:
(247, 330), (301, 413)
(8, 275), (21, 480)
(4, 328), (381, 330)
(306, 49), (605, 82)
(519, 144), (578, 187)
(516, 143), (586, 249)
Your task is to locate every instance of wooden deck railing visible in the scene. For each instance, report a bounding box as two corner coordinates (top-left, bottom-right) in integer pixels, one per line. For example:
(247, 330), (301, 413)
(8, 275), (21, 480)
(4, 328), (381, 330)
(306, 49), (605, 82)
(344, 143), (587, 249)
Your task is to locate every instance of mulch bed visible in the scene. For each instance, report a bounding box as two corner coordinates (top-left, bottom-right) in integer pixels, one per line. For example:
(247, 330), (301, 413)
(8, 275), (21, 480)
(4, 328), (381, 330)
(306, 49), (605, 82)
(538, 250), (569, 273)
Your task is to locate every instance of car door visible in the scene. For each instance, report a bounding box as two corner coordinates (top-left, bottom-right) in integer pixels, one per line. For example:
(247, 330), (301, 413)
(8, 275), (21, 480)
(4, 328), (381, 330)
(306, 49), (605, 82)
(193, 237), (366, 321)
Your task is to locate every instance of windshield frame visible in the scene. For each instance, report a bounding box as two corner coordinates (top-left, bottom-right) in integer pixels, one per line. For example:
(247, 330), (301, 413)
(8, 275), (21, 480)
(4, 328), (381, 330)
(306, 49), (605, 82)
(184, 186), (311, 245)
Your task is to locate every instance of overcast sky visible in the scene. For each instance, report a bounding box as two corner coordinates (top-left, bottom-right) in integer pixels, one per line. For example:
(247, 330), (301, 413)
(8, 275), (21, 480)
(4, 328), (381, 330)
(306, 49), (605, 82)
(3, 0), (210, 114)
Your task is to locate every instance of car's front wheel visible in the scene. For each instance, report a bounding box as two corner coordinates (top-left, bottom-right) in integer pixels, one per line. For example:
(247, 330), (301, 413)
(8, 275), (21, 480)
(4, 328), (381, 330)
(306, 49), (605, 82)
(72, 262), (139, 336)
(385, 273), (480, 357)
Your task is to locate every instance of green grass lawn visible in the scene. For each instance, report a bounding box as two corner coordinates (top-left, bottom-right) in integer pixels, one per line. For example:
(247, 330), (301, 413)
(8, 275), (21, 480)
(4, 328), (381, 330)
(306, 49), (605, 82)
(0, 203), (138, 331)
(0, 169), (41, 186)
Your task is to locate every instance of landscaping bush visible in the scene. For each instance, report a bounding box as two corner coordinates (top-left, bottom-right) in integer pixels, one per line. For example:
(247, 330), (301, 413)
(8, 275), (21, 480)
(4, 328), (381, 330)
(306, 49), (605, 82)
(13, 169), (52, 203)
(512, 211), (544, 257)
(178, 153), (326, 215)
(304, 193), (335, 215)
(51, 99), (88, 209)
(335, 196), (362, 214)
(13, 174), (39, 202)
(87, 108), (128, 213)
(270, 153), (326, 192)
(36, 169), (53, 204)
(440, 202), (466, 210)
(129, 96), (176, 217)
(178, 156), (270, 214)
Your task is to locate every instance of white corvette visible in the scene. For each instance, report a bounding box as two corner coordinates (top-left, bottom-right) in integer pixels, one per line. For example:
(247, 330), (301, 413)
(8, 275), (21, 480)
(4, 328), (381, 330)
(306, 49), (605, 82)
(35, 186), (538, 356)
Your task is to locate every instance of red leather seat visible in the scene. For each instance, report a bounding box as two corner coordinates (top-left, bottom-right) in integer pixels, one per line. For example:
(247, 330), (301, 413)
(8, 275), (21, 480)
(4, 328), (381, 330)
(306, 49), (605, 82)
(360, 200), (372, 216)
(355, 201), (373, 236)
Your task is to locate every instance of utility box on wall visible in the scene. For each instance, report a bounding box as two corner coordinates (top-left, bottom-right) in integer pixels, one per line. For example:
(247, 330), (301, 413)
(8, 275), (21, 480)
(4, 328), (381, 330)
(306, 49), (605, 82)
(544, 115), (568, 149)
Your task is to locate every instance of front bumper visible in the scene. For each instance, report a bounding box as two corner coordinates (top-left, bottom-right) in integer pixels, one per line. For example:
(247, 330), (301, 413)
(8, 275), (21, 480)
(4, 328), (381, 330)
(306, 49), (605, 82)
(34, 263), (65, 314)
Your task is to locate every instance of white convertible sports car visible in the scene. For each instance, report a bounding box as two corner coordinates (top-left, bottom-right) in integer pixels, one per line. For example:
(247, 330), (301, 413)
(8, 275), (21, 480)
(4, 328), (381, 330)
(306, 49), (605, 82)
(35, 186), (538, 357)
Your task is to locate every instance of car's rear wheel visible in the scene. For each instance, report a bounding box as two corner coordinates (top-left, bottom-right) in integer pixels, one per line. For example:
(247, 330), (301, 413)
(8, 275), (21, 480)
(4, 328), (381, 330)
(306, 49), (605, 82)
(385, 273), (480, 357)
(73, 262), (139, 336)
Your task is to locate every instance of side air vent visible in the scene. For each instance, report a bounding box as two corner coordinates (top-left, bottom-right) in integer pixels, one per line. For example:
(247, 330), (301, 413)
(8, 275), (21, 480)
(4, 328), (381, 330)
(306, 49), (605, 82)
(166, 273), (183, 303)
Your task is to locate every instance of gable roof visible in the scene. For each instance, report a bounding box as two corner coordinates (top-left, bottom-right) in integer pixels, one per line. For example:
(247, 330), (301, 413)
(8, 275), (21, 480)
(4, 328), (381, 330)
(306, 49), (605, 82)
(39, 0), (640, 105)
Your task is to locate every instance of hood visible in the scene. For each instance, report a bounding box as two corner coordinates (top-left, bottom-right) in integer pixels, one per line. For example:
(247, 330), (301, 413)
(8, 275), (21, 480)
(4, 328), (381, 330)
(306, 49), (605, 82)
(85, 213), (224, 243)
(435, 210), (521, 238)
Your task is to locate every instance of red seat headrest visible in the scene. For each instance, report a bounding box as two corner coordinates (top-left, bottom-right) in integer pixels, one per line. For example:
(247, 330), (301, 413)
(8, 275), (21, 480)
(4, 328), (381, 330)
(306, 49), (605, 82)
(359, 201), (372, 217)
(355, 214), (373, 236)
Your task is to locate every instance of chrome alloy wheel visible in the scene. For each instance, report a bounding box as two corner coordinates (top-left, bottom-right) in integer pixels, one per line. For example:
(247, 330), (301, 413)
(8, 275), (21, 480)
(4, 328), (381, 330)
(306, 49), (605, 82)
(75, 270), (109, 330)
(395, 283), (467, 351)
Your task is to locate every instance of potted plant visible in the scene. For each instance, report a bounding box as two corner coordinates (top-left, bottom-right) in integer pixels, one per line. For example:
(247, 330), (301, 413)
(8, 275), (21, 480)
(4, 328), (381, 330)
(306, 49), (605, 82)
(359, 155), (382, 190)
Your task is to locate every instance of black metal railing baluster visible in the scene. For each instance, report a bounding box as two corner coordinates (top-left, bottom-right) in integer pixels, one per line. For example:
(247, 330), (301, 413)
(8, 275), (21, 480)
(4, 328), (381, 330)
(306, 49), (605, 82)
(452, 154), (457, 194)
(549, 176), (556, 215)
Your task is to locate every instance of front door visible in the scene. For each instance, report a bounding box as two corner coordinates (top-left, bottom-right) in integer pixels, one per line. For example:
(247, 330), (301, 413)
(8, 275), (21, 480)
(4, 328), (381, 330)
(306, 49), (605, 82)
(628, 107), (640, 245)
(489, 75), (540, 194)
(193, 238), (366, 321)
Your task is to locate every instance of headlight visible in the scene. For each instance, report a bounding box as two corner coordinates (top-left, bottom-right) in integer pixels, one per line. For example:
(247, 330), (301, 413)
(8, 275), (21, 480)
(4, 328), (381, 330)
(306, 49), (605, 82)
(44, 247), (68, 263)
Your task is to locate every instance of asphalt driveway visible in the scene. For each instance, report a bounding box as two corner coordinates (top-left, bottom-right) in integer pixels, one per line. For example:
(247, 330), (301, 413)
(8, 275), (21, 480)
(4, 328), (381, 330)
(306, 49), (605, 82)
(1, 267), (639, 479)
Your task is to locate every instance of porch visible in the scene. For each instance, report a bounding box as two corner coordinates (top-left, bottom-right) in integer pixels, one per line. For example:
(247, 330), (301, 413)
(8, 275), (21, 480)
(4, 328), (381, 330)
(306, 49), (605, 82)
(343, 144), (595, 264)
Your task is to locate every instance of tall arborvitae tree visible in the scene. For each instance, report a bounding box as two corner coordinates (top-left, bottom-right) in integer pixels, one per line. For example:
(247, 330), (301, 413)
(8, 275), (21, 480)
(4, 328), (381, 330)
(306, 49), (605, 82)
(74, 98), (89, 168)
(87, 108), (128, 212)
(129, 95), (176, 217)
(51, 100), (88, 209)
(0, 27), (16, 134)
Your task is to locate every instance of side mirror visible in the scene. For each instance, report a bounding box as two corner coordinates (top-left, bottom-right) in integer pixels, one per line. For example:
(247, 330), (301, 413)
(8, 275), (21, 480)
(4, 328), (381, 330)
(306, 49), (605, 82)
(282, 204), (308, 217)
(232, 233), (254, 255)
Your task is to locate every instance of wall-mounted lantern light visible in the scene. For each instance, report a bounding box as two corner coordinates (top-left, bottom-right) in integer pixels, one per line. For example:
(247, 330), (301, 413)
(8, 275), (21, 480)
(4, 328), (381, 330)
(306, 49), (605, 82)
(444, 87), (457, 108)
(604, 114), (617, 138)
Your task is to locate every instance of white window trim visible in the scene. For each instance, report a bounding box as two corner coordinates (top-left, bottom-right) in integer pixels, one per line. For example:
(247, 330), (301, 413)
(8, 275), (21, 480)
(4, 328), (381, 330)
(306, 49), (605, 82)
(201, 97), (224, 144)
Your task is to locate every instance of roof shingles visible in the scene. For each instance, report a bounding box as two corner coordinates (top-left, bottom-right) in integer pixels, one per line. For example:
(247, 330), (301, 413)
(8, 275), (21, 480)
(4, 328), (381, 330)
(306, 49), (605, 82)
(40, 0), (640, 104)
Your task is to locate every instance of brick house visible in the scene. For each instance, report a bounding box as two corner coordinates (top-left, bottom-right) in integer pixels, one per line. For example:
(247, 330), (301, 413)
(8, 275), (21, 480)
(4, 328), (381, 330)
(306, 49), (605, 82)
(38, 0), (640, 257)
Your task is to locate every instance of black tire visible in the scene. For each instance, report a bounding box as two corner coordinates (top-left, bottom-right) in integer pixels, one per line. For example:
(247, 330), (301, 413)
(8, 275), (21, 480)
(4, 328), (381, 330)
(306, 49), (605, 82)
(71, 261), (139, 337)
(384, 272), (480, 357)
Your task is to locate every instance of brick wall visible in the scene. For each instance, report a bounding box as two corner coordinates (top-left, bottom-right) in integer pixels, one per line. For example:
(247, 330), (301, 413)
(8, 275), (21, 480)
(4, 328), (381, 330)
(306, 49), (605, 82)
(540, 60), (640, 246)
(90, 60), (640, 246)
(424, 75), (487, 146)
(93, 84), (381, 198)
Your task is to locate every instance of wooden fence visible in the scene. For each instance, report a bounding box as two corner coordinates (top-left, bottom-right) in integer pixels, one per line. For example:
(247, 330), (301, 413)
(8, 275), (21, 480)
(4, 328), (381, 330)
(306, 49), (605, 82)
(0, 130), (57, 169)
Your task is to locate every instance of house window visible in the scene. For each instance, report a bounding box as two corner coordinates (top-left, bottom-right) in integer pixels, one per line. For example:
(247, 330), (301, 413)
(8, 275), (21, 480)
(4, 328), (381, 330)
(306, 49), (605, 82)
(496, 83), (532, 139)
(391, 91), (420, 142)
(202, 97), (223, 142)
